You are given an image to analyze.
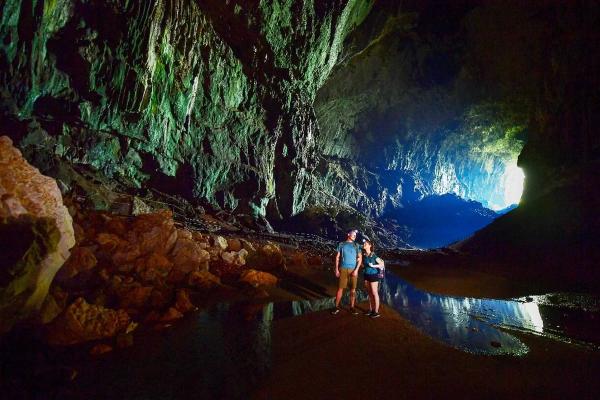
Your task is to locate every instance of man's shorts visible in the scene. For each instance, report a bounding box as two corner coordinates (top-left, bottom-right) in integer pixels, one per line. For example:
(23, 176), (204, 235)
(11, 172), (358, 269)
(338, 268), (358, 290)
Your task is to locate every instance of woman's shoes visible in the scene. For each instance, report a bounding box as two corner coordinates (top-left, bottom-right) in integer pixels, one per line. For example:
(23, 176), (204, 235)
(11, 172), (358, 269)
(370, 312), (381, 319)
(330, 308), (341, 315)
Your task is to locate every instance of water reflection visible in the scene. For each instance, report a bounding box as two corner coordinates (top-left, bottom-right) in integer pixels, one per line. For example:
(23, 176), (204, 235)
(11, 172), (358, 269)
(379, 273), (538, 355)
(62, 273), (598, 399)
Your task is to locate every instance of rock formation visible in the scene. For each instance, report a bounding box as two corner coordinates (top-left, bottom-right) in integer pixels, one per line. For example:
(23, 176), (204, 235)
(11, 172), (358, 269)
(0, 0), (374, 220)
(0, 136), (75, 332)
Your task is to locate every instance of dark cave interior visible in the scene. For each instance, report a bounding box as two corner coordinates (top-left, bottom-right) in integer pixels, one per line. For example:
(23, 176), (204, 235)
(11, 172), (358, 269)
(1, 1), (600, 398)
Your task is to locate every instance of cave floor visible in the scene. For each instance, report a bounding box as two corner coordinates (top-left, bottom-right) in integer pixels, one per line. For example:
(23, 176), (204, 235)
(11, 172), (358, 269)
(4, 263), (599, 399)
(254, 265), (600, 399)
(256, 300), (600, 399)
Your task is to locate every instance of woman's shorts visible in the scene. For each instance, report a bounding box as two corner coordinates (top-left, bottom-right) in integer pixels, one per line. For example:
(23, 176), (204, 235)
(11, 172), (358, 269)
(363, 274), (381, 283)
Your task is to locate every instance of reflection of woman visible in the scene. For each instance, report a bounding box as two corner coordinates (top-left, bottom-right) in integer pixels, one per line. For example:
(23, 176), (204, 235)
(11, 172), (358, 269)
(362, 240), (384, 318)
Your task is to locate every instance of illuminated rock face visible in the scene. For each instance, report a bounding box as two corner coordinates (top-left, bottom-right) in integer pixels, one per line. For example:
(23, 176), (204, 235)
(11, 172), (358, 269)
(0, 0), (373, 219)
(0, 136), (75, 332)
(0, 2), (598, 262)
(313, 1), (529, 212)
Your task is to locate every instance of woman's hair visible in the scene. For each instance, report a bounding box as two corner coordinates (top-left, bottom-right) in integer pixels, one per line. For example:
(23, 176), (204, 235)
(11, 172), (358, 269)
(363, 239), (374, 251)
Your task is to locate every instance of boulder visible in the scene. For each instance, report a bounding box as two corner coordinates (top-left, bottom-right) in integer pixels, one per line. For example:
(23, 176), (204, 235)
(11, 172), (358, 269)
(46, 297), (130, 345)
(170, 237), (210, 274)
(160, 307), (183, 322)
(131, 197), (153, 216)
(118, 285), (153, 310)
(95, 233), (124, 252)
(177, 228), (193, 241)
(213, 235), (228, 250)
(246, 242), (286, 272)
(174, 289), (195, 313)
(227, 238), (242, 252)
(90, 344), (113, 356)
(149, 287), (174, 309)
(221, 249), (247, 267)
(240, 239), (256, 253)
(135, 252), (173, 282)
(239, 269), (278, 287)
(0, 136), (75, 333)
(112, 243), (141, 266)
(38, 292), (65, 324)
(187, 270), (222, 290)
(127, 210), (178, 256)
(57, 246), (97, 280)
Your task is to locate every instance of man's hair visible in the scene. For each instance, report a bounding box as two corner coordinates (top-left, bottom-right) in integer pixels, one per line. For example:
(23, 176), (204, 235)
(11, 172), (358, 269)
(347, 229), (358, 235)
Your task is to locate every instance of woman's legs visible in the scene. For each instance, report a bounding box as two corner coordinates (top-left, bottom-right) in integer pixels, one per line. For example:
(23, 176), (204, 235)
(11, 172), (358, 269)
(364, 280), (374, 311)
(369, 281), (380, 313)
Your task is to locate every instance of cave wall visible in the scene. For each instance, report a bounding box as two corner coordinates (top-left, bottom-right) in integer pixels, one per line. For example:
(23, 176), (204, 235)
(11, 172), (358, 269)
(314, 0), (529, 212)
(1, 0), (598, 253)
(0, 0), (374, 219)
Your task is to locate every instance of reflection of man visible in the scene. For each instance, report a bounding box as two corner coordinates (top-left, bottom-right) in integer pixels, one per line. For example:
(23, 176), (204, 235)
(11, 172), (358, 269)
(331, 229), (362, 315)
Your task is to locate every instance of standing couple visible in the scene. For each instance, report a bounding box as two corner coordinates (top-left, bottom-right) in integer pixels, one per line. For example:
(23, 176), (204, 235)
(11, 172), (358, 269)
(331, 229), (384, 318)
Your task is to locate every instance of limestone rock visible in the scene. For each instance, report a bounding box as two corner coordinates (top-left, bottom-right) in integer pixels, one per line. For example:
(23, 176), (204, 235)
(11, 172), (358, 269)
(127, 210), (178, 256)
(213, 235), (229, 250)
(57, 246), (97, 280)
(135, 252), (173, 282)
(177, 229), (193, 241)
(239, 269), (278, 287)
(174, 289), (195, 314)
(95, 233), (125, 252)
(221, 250), (247, 267)
(0, 136), (75, 333)
(131, 197), (153, 216)
(46, 297), (130, 345)
(246, 242), (286, 272)
(170, 237), (210, 274)
(90, 344), (113, 356)
(227, 238), (242, 252)
(160, 307), (183, 322)
(118, 285), (153, 310)
(187, 270), (222, 290)
(240, 239), (256, 253)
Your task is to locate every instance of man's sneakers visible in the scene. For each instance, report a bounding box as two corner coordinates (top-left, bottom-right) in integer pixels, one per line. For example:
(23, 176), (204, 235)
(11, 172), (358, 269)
(330, 307), (341, 315)
(363, 309), (373, 316)
(350, 308), (359, 316)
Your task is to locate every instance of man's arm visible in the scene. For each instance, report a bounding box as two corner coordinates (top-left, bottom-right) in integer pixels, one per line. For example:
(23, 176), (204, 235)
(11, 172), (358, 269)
(352, 252), (362, 276)
(335, 252), (341, 277)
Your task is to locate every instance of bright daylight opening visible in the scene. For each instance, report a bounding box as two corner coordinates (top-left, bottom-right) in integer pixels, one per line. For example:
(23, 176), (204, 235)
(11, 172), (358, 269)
(503, 163), (525, 207)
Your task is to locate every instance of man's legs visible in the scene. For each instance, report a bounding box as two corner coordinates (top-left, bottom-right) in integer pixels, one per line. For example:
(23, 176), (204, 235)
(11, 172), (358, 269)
(335, 287), (344, 308)
(334, 269), (348, 310)
(349, 272), (358, 310)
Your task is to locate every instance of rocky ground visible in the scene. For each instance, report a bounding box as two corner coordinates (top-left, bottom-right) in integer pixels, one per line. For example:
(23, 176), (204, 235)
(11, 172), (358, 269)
(4, 200), (600, 400)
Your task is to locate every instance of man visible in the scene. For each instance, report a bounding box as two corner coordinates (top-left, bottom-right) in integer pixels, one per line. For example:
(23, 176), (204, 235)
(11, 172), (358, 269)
(331, 229), (362, 315)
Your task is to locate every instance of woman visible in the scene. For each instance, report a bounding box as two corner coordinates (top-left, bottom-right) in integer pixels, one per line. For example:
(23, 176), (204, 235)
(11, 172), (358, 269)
(362, 239), (384, 318)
